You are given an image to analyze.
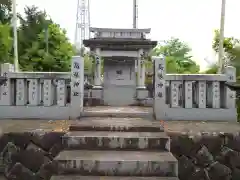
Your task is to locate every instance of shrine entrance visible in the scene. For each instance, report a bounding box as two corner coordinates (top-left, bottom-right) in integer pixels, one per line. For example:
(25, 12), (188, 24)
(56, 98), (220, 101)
(83, 27), (157, 107)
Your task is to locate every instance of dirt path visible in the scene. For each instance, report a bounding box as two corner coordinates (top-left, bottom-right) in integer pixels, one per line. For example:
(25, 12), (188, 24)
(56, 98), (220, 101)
(0, 119), (240, 134)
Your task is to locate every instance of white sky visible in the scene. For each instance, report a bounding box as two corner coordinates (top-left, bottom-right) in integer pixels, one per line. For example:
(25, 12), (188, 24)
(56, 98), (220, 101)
(17, 0), (240, 70)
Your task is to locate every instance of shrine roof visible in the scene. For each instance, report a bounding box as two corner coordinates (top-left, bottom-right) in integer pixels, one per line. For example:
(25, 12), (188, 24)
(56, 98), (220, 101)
(90, 27), (151, 34)
(83, 38), (157, 50)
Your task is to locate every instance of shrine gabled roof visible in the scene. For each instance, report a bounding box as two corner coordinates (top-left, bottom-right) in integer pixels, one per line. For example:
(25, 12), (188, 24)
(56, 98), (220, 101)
(90, 27), (151, 34)
(83, 38), (157, 50)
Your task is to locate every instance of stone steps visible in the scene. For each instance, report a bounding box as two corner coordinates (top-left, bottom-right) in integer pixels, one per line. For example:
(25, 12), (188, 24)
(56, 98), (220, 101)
(63, 131), (170, 151)
(51, 117), (178, 179)
(51, 176), (179, 180)
(54, 150), (178, 176)
(69, 118), (164, 132)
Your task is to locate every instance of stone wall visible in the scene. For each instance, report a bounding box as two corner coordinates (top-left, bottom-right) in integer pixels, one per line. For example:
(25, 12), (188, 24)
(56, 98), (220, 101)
(1, 131), (240, 180)
(168, 132), (240, 180)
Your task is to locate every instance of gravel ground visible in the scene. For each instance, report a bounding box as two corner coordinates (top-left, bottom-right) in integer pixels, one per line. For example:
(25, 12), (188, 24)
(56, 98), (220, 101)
(0, 119), (240, 134)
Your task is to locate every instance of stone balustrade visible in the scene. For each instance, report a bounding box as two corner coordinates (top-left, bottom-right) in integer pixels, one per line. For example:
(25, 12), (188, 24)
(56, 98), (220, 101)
(153, 56), (237, 121)
(0, 55), (237, 121)
(0, 56), (84, 120)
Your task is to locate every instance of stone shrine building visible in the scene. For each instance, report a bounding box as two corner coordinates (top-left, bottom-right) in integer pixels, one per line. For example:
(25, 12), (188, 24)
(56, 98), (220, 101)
(83, 27), (157, 106)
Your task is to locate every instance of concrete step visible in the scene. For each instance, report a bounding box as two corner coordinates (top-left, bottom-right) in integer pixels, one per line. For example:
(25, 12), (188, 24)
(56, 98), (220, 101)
(54, 150), (178, 176)
(82, 107), (153, 118)
(69, 118), (164, 132)
(51, 176), (179, 180)
(63, 131), (170, 151)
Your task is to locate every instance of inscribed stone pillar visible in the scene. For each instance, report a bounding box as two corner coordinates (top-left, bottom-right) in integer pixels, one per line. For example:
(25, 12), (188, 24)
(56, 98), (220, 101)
(16, 79), (27, 105)
(57, 80), (66, 106)
(170, 81), (181, 108)
(197, 81), (206, 108)
(137, 49), (145, 88)
(184, 81), (193, 108)
(211, 81), (220, 108)
(70, 56), (84, 119)
(0, 63), (14, 105)
(224, 66), (236, 108)
(153, 55), (167, 120)
(94, 48), (102, 87)
(43, 79), (53, 106)
(28, 79), (40, 106)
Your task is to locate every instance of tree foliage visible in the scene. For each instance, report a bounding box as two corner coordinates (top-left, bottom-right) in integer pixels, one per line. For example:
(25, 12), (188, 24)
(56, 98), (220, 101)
(205, 29), (240, 76)
(0, 3), (74, 72)
(0, 0), (12, 24)
(0, 23), (12, 62)
(152, 38), (200, 73)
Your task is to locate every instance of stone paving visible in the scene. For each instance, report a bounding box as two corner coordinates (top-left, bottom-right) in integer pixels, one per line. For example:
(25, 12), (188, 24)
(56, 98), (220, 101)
(0, 105), (240, 180)
(0, 118), (240, 134)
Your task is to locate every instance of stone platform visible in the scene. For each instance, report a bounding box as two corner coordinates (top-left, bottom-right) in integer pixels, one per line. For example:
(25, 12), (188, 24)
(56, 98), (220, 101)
(82, 106), (153, 118)
(0, 117), (240, 180)
(51, 176), (178, 180)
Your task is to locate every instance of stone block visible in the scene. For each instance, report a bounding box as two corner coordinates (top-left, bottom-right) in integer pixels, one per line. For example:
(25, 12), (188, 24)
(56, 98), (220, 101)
(136, 89), (148, 100)
(63, 131), (170, 151)
(91, 88), (102, 99)
(69, 118), (164, 132)
(50, 176), (179, 180)
(54, 150), (178, 176)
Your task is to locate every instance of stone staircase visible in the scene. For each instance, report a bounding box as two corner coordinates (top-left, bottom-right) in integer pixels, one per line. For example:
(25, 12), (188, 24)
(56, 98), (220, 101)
(51, 118), (179, 180)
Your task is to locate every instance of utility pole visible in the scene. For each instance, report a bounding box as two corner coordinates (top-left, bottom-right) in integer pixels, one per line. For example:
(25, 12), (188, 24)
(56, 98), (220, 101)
(218, 0), (226, 73)
(12, 0), (19, 72)
(133, 0), (138, 28)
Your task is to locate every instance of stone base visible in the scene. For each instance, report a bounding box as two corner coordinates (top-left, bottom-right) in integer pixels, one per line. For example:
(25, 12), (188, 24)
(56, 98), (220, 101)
(91, 87), (103, 106)
(2, 120), (240, 180)
(136, 87), (148, 100)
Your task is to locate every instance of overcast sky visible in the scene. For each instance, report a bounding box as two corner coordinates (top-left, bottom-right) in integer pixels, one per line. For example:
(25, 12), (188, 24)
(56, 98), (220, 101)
(17, 0), (240, 70)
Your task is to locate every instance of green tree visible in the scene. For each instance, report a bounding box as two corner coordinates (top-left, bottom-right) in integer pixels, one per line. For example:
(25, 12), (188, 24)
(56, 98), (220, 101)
(18, 6), (74, 71)
(206, 29), (240, 76)
(0, 23), (12, 62)
(0, 0), (12, 24)
(152, 38), (200, 73)
(19, 23), (74, 71)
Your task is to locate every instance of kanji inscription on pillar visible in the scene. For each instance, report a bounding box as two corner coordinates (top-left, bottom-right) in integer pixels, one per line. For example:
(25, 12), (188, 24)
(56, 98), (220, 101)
(212, 81), (220, 108)
(71, 56), (84, 118)
(43, 79), (53, 106)
(171, 81), (180, 107)
(184, 81), (193, 108)
(28, 79), (39, 106)
(57, 80), (66, 106)
(16, 79), (26, 105)
(154, 57), (166, 100)
(198, 81), (206, 108)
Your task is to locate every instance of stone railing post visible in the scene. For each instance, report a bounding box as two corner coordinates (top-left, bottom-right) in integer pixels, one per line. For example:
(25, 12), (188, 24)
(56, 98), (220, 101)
(153, 55), (167, 120)
(70, 56), (84, 119)
(0, 63), (14, 105)
(137, 48), (145, 89)
(94, 48), (102, 88)
(224, 66), (236, 109)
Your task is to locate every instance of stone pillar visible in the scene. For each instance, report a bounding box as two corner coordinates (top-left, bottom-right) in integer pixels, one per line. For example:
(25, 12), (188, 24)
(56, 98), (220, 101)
(70, 56), (84, 119)
(153, 55), (167, 120)
(137, 49), (145, 89)
(28, 79), (40, 106)
(16, 79), (27, 106)
(0, 63), (14, 105)
(92, 48), (103, 105)
(197, 81), (207, 108)
(94, 48), (102, 88)
(43, 79), (53, 106)
(57, 80), (66, 106)
(184, 81), (193, 108)
(136, 49), (148, 100)
(224, 66), (236, 108)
